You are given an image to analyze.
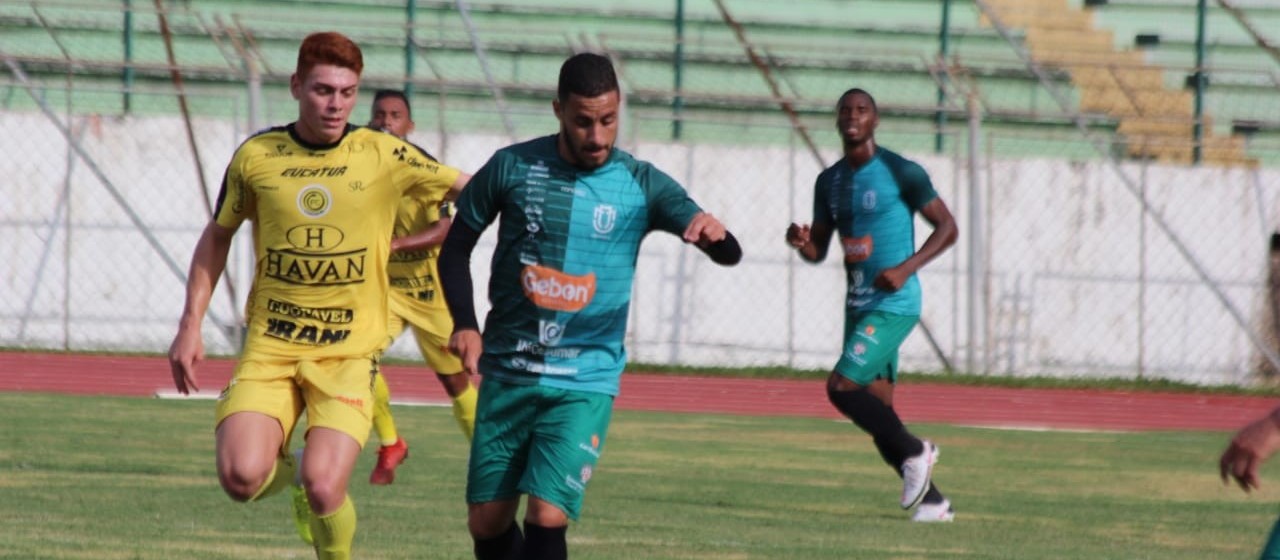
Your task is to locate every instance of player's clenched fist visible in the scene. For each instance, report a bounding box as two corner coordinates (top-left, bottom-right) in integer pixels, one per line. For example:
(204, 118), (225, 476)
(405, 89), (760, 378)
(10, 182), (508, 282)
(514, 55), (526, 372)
(786, 223), (811, 249)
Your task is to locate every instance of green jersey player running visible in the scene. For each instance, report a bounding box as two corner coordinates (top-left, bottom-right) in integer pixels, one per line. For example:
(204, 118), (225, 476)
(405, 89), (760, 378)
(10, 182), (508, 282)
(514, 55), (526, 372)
(438, 53), (742, 560)
(786, 88), (959, 522)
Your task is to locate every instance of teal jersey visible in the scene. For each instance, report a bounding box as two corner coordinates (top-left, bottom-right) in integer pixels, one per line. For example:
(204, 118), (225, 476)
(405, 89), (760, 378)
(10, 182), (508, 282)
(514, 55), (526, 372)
(455, 135), (702, 395)
(812, 147), (937, 316)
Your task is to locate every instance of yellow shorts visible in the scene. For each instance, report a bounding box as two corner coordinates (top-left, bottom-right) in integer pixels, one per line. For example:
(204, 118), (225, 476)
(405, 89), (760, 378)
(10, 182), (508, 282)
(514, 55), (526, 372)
(388, 291), (464, 375)
(214, 356), (378, 449)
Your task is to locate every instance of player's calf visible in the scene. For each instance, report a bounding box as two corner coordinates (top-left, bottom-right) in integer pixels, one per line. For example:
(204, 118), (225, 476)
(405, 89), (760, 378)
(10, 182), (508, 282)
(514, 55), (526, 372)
(473, 522), (523, 560)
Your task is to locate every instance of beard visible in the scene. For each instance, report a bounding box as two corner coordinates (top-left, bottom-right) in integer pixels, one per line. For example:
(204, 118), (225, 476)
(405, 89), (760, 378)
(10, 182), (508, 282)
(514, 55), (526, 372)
(560, 128), (610, 170)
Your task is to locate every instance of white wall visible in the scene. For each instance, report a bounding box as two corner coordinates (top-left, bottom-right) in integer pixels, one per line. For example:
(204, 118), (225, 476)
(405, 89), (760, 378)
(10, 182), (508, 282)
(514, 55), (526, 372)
(4, 113), (1278, 385)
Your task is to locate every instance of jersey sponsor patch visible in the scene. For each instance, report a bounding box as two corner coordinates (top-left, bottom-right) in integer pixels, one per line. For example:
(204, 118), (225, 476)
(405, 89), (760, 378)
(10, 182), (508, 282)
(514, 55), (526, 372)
(266, 298), (354, 324)
(285, 224), (345, 252)
(539, 319), (565, 345)
(521, 265), (596, 312)
(841, 235), (873, 263)
(265, 248), (368, 286)
(263, 317), (352, 346)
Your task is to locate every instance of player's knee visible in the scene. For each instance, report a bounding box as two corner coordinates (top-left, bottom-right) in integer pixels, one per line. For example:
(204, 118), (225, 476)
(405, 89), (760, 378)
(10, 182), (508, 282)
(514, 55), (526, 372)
(469, 501), (520, 539)
(219, 468), (267, 502)
(437, 371), (471, 396)
(827, 383), (887, 423)
(524, 498), (569, 528)
(302, 475), (348, 514)
(826, 378), (870, 419)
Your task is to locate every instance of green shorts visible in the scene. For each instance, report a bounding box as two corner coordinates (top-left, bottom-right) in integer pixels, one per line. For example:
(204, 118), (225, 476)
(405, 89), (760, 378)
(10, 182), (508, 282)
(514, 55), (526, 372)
(466, 378), (614, 521)
(1260, 515), (1280, 559)
(834, 311), (918, 386)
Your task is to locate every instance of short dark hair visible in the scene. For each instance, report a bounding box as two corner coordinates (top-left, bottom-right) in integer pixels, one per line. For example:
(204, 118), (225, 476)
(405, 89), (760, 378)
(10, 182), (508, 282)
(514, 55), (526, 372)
(373, 89), (411, 118)
(557, 53), (619, 103)
(837, 88), (877, 114)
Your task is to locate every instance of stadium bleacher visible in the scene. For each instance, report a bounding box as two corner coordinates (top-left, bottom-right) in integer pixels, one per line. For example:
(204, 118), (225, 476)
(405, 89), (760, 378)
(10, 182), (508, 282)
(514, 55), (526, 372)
(1, 0), (1276, 164)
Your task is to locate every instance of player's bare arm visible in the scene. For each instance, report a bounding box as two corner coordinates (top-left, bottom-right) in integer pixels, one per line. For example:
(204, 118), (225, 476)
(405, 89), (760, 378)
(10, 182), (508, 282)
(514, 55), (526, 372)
(168, 221), (236, 395)
(391, 217), (452, 253)
(446, 172), (472, 201)
(1221, 407), (1280, 492)
(787, 220), (834, 263)
(874, 197), (957, 292)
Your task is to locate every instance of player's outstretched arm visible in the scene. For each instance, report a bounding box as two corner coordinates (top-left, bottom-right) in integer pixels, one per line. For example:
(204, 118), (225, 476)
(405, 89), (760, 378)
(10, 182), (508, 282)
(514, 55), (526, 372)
(168, 221), (235, 395)
(684, 212), (742, 266)
(1221, 407), (1280, 492)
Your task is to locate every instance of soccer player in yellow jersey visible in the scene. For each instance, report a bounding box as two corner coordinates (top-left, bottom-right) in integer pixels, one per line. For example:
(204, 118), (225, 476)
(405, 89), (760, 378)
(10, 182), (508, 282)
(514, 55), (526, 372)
(167, 32), (467, 559)
(365, 89), (478, 485)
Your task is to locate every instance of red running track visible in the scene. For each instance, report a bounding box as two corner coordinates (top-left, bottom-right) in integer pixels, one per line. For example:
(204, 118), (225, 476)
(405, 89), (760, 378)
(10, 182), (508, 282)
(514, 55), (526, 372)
(1, 351), (1274, 432)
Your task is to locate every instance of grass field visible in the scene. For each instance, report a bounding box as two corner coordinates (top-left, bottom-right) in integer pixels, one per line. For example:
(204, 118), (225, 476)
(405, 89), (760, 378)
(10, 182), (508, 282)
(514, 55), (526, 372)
(1, 392), (1277, 559)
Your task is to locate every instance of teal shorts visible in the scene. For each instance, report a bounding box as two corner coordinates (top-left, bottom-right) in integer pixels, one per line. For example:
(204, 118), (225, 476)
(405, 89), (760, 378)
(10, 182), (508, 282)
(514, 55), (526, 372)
(466, 378), (614, 520)
(1260, 515), (1280, 559)
(834, 311), (918, 385)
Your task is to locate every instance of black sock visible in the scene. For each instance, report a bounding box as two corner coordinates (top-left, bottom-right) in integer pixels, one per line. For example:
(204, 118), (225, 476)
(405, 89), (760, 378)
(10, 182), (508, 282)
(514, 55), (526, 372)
(474, 522), (523, 560)
(829, 386), (923, 470)
(871, 433), (906, 475)
(920, 482), (946, 505)
(522, 522), (567, 560)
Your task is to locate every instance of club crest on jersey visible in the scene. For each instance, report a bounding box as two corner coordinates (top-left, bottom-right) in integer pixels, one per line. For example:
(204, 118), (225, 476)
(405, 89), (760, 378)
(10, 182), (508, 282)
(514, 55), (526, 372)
(592, 204), (617, 235)
(297, 184), (332, 218)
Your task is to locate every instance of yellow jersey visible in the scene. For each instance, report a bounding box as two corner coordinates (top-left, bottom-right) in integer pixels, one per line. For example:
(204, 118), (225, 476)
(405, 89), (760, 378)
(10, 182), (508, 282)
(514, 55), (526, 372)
(387, 197), (450, 312)
(214, 124), (461, 360)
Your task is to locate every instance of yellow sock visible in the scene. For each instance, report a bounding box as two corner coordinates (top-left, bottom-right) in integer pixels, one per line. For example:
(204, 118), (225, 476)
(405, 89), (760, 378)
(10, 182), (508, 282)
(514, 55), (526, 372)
(452, 384), (477, 441)
(371, 373), (398, 446)
(248, 453), (297, 502)
(310, 495), (356, 560)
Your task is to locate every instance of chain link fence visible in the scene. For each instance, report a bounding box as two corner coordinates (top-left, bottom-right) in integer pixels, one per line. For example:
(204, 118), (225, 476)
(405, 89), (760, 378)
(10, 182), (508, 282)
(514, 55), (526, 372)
(5, 83), (1280, 388)
(5, 0), (1280, 386)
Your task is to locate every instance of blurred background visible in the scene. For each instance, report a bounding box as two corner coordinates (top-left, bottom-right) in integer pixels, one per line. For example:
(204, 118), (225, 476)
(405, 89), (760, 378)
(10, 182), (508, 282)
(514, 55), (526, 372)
(3, 0), (1280, 386)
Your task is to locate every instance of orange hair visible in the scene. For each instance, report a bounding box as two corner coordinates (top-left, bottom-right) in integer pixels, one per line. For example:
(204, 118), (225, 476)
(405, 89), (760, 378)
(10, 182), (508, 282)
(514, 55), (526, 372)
(296, 32), (364, 77)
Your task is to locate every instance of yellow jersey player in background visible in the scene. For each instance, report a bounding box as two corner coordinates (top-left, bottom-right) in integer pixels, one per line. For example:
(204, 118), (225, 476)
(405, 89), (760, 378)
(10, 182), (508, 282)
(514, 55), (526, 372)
(366, 89), (478, 485)
(167, 32), (467, 559)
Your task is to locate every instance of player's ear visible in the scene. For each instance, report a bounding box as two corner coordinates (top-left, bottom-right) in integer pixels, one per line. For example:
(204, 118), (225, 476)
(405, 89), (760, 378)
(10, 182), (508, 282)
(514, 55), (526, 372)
(552, 98), (563, 120)
(289, 73), (301, 100)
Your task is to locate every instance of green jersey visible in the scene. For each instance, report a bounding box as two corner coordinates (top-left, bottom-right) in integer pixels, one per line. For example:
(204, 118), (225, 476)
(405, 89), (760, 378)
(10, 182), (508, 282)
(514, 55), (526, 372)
(455, 135), (702, 395)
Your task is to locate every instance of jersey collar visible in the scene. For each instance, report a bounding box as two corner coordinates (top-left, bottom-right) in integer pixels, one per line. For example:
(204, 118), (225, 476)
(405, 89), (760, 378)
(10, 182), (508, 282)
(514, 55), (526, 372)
(286, 123), (355, 152)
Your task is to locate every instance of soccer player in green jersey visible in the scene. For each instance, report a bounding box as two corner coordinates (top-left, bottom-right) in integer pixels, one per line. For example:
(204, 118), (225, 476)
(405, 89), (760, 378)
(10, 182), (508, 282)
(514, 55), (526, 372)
(1221, 406), (1280, 558)
(437, 53), (743, 559)
(168, 32), (466, 559)
(786, 88), (959, 522)
(365, 89), (478, 485)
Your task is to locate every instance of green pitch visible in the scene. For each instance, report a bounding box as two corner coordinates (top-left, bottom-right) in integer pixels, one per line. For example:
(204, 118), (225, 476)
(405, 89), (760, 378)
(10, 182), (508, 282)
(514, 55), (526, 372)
(0, 393), (1274, 559)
